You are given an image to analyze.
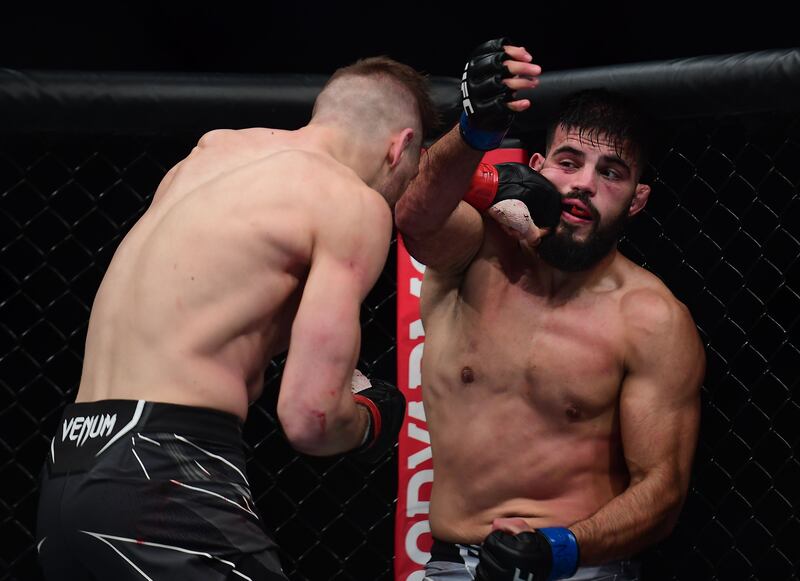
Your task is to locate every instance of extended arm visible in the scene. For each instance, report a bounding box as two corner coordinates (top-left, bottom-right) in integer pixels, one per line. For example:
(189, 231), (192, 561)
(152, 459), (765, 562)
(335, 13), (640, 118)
(395, 40), (541, 274)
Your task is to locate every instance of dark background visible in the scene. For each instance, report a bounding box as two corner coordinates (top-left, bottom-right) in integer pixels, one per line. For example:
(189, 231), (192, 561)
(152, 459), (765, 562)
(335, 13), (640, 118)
(2, 4), (798, 581)
(3, 2), (797, 76)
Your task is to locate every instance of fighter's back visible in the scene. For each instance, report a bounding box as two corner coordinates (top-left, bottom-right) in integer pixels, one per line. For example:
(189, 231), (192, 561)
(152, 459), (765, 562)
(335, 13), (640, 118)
(76, 128), (380, 419)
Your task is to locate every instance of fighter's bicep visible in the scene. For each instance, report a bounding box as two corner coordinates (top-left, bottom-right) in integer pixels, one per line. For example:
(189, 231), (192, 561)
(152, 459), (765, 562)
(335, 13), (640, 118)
(281, 252), (364, 400)
(619, 372), (700, 481)
(280, 195), (389, 395)
(620, 305), (704, 484)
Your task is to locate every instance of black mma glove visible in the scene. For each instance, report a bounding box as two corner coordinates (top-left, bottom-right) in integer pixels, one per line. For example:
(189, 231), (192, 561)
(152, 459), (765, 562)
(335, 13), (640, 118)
(351, 378), (406, 464)
(476, 528), (580, 581)
(464, 162), (562, 229)
(459, 38), (516, 151)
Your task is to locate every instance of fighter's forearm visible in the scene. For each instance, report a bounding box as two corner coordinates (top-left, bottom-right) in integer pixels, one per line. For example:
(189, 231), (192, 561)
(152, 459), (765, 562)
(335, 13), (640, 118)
(395, 126), (482, 238)
(570, 468), (686, 565)
(313, 399), (372, 456)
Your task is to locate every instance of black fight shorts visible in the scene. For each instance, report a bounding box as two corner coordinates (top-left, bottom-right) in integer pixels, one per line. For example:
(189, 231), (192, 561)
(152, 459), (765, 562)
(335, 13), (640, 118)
(36, 399), (288, 580)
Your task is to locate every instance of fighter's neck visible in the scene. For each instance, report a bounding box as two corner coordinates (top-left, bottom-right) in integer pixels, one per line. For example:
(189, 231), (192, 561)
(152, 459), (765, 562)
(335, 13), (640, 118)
(517, 247), (623, 300)
(296, 124), (384, 186)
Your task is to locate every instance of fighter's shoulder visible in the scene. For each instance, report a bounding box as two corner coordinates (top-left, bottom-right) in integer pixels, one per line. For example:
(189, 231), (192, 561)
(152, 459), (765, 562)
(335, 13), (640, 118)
(196, 127), (290, 145)
(618, 266), (695, 338)
(193, 128), (279, 153)
(617, 263), (705, 386)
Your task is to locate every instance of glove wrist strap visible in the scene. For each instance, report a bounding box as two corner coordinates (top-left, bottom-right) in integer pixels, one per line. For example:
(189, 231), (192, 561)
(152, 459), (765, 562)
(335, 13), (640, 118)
(464, 162), (499, 212)
(353, 394), (381, 449)
(459, 112), (508, 151)
(538, 528), (580, 580)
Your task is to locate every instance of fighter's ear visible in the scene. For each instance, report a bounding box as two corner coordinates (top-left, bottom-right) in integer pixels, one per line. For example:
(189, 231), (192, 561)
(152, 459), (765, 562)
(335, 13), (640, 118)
(529, 153), (545, 171)
(629, 183), (651, 217)
(388, 128), (415, 169)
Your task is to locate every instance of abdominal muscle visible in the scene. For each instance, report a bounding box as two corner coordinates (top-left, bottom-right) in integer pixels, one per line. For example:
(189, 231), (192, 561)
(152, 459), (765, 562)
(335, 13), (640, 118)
(428, 433), (629, 543)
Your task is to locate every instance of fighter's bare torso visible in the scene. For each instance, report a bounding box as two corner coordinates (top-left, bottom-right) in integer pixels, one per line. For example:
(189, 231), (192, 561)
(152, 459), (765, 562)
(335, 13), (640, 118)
(75, 128), (386, 420)
(421, 224), (682, 543)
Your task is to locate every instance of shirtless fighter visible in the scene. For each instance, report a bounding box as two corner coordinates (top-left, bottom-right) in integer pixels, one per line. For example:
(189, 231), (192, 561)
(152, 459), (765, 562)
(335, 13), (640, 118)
(36, 57), (437, 580)
(395, 39), (705, 580)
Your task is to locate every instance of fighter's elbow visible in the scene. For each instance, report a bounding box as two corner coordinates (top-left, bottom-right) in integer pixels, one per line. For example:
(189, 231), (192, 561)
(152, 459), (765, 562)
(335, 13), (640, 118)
(393, 203), (418, 236)
(653, 487), (686, 540)
(395, 202), (435, 240)
(277, 402), (330, 455)
(630, 468), (688, 543)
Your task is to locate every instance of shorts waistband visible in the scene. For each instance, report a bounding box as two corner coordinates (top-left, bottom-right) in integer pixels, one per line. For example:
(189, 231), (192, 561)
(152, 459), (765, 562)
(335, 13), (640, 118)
(429, 537), (481, 563)
(49, 400), (243, 475)
(137, 400), (242, 444)
(61, 399), (242, 448)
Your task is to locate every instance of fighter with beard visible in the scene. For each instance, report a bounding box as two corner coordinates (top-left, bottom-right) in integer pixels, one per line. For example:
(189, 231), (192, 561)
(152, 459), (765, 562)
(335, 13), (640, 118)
(395, 39), (705, 581)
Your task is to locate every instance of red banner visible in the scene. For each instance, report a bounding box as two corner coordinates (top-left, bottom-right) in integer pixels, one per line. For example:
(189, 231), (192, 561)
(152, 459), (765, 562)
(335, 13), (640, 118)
(395, 238), (431, 581)
(394, 148), (528, 580)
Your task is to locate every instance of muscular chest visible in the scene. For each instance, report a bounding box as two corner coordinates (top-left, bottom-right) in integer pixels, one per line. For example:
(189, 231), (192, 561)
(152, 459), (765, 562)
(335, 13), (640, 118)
(425, 268), (626, 421)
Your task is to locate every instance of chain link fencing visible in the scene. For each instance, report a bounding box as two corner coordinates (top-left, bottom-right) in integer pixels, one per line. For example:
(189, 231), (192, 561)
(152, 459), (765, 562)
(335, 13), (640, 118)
(1, 81), (798, 580)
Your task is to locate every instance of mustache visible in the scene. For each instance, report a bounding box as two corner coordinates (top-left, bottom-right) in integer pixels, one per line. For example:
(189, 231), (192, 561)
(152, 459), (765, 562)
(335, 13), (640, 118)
(563, 190), (600, 222)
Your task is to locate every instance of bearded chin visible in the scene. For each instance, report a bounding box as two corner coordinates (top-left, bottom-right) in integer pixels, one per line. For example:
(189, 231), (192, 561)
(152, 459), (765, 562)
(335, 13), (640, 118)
(537, 210), (630, 272)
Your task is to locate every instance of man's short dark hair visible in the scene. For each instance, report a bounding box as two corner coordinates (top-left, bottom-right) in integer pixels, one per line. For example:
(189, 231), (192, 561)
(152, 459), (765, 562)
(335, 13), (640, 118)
(546, 88), (652, 173)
